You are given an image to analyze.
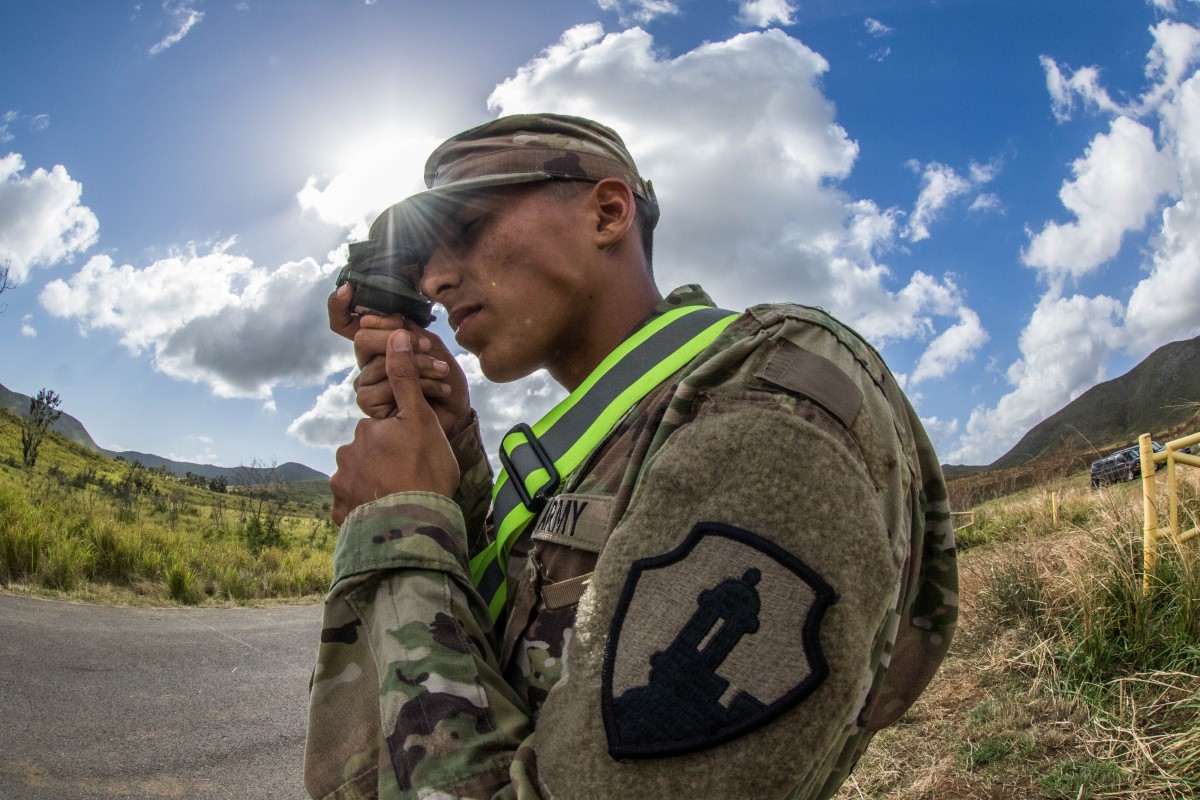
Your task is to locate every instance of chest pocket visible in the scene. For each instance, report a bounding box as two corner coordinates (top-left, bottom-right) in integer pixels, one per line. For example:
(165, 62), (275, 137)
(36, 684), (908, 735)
(500, 492), (618, 707)
(532, 491), (616, 608)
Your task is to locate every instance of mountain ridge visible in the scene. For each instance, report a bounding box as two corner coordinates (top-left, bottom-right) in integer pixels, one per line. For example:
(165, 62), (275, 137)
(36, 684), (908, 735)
(986, 334), (1200, 470)
(0, 381), (327, 483)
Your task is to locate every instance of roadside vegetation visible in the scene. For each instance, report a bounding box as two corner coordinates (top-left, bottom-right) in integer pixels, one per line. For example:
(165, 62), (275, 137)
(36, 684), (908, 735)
(0, 409), (335, 606)
(837, 460), (1200, 799)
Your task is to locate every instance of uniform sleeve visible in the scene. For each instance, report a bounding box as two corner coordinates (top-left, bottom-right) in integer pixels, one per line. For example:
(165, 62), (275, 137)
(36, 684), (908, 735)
(531, 396), (906, 800)
(448, 411), (495, 559)
(303, 492), (538, 800)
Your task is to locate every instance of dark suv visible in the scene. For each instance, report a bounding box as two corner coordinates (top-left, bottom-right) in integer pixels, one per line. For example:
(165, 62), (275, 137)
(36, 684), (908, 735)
(1090, 441), (1165, 488)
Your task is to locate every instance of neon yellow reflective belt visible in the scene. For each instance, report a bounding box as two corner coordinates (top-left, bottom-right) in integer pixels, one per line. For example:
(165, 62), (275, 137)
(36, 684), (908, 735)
(469, 304), (739, 623)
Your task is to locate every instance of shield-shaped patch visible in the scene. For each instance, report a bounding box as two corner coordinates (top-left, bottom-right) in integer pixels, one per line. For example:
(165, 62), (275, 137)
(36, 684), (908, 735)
(601, 521), (837, 759)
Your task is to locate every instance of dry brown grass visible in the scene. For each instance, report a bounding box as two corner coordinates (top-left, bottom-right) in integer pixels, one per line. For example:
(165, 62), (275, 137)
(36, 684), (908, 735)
(836, 473), (1200, 800)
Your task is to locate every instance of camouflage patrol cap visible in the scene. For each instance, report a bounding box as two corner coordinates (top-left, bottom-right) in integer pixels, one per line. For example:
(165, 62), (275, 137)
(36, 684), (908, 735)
(419, 113), (658, 224)
(366, 113), (659, 251)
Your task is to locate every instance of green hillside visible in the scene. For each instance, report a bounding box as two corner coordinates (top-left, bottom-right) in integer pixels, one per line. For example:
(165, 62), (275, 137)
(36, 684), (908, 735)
(0, 408), (334, 605)
(0, 381), (101, 450)
(0, 380), (328, 483)
(990, 335), (1200, 469)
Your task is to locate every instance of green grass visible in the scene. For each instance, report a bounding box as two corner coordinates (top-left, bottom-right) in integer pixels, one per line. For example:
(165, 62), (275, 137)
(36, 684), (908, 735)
(839, 465), (1200, 799)
(974, 481), (1200, 797)
(1036, 757), (1124, 799)
(0, 409), (335, 606)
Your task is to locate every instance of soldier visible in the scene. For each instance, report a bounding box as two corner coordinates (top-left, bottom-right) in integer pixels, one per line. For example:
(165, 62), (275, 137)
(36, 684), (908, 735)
(306, 113), (957, 799)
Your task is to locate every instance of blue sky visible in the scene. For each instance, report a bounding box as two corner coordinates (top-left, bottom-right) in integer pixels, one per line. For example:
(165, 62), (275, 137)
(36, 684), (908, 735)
(3, 0), (1199, 476)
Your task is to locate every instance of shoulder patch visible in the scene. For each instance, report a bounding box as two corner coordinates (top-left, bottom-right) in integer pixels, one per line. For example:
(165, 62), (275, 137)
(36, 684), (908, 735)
(601, 522), (837, 759)
(756, 339), (863, 429)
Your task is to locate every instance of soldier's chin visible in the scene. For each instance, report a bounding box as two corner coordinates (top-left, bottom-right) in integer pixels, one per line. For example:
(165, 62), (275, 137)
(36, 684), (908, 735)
(476, 349), (538, 385)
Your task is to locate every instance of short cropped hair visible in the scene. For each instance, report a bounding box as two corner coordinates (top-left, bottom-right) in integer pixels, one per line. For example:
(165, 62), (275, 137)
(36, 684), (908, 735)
(540, 180), (655, 274)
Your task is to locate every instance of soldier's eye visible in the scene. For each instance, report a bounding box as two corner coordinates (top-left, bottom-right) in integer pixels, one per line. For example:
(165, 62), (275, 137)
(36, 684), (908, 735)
(457, 214), (490, 246)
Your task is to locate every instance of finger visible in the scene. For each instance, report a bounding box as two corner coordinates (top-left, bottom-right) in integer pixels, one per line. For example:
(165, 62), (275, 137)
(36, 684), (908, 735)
(358, 353), (446, 391)
(385, 330), (431, 417)
(357, 381), (397, 418)
(354, 328), (394, 368)
(419, 379), (453, 399)
(424, 355), (450, 377)
(328, 284), (358, 340)
(330, 444), (352, 525)
(358, 313), (410, 332)
(357, 356), (386, 389)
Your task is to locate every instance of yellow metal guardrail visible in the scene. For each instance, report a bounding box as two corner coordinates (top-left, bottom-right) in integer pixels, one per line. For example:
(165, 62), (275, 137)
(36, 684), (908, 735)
(950, 511), (975, 532)
(1140, 431), (1200, 594)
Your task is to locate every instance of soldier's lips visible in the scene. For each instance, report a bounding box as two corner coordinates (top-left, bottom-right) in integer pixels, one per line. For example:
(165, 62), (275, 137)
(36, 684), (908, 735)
(449, 305), (482, 344)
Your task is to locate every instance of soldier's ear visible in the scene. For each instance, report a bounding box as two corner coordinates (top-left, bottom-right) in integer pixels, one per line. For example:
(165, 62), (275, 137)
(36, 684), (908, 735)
(591, 178), (636, 249)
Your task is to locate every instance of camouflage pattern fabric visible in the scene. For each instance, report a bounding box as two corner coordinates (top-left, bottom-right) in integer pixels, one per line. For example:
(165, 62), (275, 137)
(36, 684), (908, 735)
(422, 114), (658, 215)
(304, 285), (958, 799)
(365, 113), (660, 280)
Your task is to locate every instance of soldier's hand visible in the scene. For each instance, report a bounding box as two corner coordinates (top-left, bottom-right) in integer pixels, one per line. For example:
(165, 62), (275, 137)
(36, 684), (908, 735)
(353, 316), (472, 440)
(331, 330), (461, 525)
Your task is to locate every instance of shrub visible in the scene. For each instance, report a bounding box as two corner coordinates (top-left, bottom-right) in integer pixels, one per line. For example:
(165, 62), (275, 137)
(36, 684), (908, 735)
(89, 522), (140, 582)
(41, 537), (92, 591)
(165, 562), (199, 604)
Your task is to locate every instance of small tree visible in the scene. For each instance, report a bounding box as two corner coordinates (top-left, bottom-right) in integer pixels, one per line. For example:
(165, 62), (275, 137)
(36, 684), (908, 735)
(112, 460), (154, 521)
(235, 460), (287, 552)
(21, 388), (62, 468)
(0, 258), (15, 314)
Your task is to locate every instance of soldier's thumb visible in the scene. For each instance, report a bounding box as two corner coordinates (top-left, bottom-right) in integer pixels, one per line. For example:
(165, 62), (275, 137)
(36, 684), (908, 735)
(385, 330), (428, 416)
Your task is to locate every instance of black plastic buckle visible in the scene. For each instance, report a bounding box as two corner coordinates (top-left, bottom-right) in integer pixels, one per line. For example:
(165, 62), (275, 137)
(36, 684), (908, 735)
(499, 423), (561, 514)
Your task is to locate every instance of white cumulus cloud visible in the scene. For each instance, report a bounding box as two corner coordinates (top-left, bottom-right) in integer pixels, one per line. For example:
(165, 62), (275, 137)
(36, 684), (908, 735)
(903, 162), (972, 243)
(0, 111), (50, 144)
(288, 371), (361, 450)
(865, 18), (893, 37)
(968, 193), (1002, 214)
(297, 131), (441, 241)
(910, 307), (989, 386)
(902, 158), (1000, 242)
(1022, 116), (1175, 280)
(39, 241), (351, 401)
(737, 0), (797, 28)
(597, 0), (679, 26)
(948, 292), (1125, 465)
(1043, 21), (1200, 120)
(0, 153), (99, 282)
(1124, 69), (1200, 357)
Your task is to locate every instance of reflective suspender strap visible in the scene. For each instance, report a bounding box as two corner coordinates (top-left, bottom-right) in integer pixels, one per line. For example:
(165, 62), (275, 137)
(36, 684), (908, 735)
(469, 305), (740, 622)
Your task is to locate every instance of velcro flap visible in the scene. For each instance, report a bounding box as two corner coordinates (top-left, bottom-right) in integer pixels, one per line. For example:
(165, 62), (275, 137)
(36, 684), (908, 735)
(756, 340), (863, 429)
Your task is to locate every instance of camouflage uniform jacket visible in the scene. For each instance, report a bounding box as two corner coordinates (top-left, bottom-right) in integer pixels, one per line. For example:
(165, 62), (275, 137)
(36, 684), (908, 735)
(305, 285), (958, 800)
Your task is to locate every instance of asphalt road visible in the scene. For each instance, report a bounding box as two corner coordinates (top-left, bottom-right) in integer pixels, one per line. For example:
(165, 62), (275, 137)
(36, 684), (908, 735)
(0, 594), (323, 800)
